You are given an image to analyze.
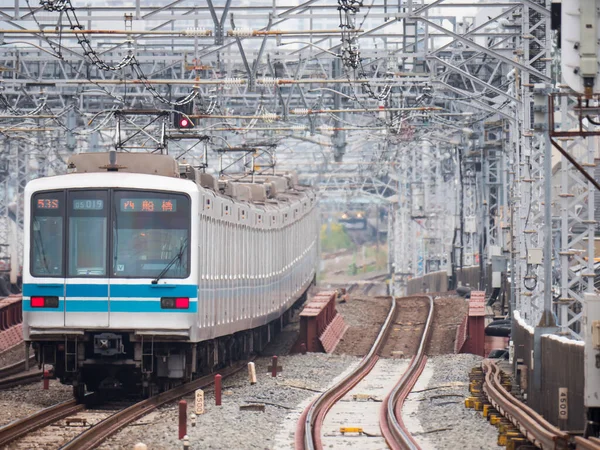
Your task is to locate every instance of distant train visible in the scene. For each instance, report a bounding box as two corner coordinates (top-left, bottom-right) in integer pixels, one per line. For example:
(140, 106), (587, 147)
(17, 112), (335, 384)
(337, 210), (367, 230)
(23, 152), (318, 398)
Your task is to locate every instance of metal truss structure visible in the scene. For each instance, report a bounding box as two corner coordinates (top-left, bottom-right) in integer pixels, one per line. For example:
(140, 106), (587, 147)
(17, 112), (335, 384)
(0, 0), (593, 337)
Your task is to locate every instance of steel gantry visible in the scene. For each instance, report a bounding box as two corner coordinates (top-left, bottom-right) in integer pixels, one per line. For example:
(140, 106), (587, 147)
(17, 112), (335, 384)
(0, 0), (586, 342)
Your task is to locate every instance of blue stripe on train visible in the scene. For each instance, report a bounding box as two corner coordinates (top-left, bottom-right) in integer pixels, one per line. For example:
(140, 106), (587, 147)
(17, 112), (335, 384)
(22, 299), (198, 313)
(22, 283), (198, 313)
(23, 284), (64, 297)
(23, 283), (198, 298)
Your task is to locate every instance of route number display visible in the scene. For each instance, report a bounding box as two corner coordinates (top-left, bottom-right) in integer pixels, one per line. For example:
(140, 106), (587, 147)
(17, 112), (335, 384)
(73, 199), (104, 210)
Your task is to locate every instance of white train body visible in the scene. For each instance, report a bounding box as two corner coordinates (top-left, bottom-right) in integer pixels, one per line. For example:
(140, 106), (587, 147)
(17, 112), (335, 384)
(22, 152), (318, 395)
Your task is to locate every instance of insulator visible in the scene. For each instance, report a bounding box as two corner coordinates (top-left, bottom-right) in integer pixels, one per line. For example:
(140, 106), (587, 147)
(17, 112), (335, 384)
(229, 28), (254, 37)
(262, 113), (278, 122)
(291, 125), (307, 131)
(318, 125), (334, 134)
(183, 28), (211, 36)
(292, 108), (310, 115)
(223, 78), (243, 86)
(258, 77), (278, 86)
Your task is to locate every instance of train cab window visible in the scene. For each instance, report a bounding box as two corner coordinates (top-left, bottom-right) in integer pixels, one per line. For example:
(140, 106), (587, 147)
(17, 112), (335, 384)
(31, 191), (65, 277)
(67, 190), (108, 277)
(112, 190), (191, 279)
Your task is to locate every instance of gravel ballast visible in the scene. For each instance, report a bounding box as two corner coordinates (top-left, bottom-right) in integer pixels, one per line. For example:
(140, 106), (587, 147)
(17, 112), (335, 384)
(97, 353), (360, 450)
(0, 379), (73, 427)
(406, 354), (501, 450)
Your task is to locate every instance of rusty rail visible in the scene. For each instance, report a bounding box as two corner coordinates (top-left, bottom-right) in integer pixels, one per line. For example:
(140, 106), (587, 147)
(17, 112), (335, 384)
(0, 356), (37, 379)
(482, 360), (569, 450)
(575, 436), (600, 450)
(0, 369), (43, 390)
(60, 358), (252, 449)
(380, 295), (434, 450)
(296, 295), (397, 450)
(0, 398), (83, 446)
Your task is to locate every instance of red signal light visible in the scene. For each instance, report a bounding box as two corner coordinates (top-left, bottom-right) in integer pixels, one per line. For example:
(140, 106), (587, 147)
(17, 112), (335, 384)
(175, 297), (189, 309)
(179, 118), (190, 128)
(31, 296), (45, 307)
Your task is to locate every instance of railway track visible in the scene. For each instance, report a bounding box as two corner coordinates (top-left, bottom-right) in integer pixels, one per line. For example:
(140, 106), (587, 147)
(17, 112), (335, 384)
(482, 359), (569, 449)
(0, 370), (43, 390)
(0, 398), (84, 448)
(0, 356), (37, 380)
(296, 295), (434, 450)
(380, 295), (434, 450)
(0, 355), (43, 390)
(479, 360), (600, 450)
(0, 358), (251, 449)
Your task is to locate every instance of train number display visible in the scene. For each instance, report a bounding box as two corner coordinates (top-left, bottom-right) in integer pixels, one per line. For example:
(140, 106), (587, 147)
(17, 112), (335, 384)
(73, 199), (104, 210)
(37, 198), (59, 209)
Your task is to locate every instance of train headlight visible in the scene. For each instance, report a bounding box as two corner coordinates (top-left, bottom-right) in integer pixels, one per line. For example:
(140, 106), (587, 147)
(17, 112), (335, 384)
(30, 296), (59, 308)
(161, 297), (190, 309)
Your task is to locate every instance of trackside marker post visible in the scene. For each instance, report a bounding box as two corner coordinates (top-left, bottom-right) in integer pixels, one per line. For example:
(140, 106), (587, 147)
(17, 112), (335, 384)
(215, 374), (222, 406)
(43, 370), (49, 390)
(268, 355), (282, 377)
(195, 389), (204, 414)
(248, 362), (257, 384)
(178, 400), (187, 439)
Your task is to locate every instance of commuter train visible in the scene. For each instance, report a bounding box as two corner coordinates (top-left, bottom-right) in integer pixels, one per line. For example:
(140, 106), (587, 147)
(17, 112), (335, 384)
(23, 152), (318, 398)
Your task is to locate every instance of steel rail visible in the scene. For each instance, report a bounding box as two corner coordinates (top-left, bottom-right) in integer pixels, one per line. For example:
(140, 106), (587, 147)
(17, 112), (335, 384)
(0, 370), (43, 390)
(575, 436), (600, 450)
(482, 360), (569, 450)
(60, 358), (252, 450)
(297, 295), (398, 450)
(0, 356), (37, 379)
(0, 398), (83, 447)
(380, 295), (435, 450)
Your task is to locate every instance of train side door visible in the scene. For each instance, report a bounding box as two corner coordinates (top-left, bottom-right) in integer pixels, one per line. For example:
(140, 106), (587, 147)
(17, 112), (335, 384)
(64, 190), (110, 327)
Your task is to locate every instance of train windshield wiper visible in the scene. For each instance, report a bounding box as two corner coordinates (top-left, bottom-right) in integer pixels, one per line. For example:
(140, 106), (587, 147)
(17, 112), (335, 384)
(151, 240), (187, 285)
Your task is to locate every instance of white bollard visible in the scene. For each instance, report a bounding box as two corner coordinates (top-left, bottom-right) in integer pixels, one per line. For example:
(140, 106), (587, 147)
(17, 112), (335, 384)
(183, 434), (190, 450)
(248, 361), (257, 385)
(191, 413), (197, 427)
(134, 444), (147, 450)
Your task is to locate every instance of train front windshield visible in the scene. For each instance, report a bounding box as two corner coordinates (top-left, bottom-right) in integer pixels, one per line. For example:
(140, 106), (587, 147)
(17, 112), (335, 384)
(112, 191), (190, 278)
(30, 190), (191, 279)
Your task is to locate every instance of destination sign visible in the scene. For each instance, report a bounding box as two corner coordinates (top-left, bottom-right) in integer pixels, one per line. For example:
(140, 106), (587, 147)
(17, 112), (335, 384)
(120, 198), (177, 212)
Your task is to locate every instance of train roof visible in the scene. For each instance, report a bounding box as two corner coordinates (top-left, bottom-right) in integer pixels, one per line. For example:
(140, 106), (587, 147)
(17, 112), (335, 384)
(27, 152), (316, 213)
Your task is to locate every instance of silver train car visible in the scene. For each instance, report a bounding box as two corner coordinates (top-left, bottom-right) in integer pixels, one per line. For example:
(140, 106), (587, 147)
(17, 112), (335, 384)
(23, 152), (318, 397)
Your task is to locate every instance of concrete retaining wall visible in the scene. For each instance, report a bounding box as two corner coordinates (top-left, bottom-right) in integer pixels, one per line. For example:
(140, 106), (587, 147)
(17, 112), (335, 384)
(406, 270), (448, 294)
(406, 265), (489, 295)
